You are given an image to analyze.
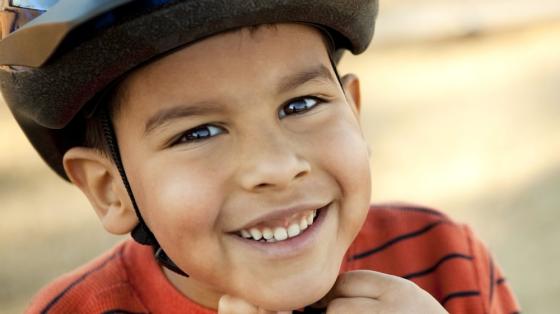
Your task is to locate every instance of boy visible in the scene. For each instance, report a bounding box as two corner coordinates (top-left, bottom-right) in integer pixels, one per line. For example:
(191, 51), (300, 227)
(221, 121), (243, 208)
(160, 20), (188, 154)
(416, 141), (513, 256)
(0, 1), (519, 313)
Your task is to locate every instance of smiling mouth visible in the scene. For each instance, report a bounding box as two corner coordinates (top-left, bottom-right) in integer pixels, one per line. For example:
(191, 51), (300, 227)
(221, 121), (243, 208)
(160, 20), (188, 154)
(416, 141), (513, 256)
(235, 206), (326, 243)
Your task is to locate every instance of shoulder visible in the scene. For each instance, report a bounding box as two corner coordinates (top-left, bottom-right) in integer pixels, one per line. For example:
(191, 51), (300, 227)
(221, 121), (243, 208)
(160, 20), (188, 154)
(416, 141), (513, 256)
(345, 203), (520, 313)
(25, 240), (147, 314)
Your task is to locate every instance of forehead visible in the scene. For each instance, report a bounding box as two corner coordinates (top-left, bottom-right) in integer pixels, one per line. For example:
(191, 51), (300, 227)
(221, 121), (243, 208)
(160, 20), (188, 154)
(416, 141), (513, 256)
(144, 23), (330, 73)
(116, 24), (333, 113)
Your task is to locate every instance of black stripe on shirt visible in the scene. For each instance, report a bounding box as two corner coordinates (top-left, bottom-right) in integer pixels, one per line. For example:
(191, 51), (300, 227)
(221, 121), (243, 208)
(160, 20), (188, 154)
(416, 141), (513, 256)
(350, 220), (446, 260)
(41, 251), (122, 314)
(441, 290), (481, 306)
(402, 253), (473, 280)
(386, 205), (446, 218)
(496, 277), (506, 285)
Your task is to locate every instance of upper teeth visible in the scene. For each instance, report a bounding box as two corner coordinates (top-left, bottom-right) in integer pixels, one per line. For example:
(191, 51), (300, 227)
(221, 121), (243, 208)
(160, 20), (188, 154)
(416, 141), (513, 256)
(239, 209), (318, 242)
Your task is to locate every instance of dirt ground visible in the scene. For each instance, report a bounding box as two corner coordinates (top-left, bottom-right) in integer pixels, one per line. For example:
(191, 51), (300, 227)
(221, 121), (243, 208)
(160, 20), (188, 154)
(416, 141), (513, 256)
(1, 21), (559, 314)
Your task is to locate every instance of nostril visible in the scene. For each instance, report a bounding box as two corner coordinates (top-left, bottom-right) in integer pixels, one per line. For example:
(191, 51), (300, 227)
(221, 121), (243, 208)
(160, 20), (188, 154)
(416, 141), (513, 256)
(252, 167), (308, 190)
(239, 153), (311, 191)
(255, 182), (271, 189)
(295, 169), (308, 179)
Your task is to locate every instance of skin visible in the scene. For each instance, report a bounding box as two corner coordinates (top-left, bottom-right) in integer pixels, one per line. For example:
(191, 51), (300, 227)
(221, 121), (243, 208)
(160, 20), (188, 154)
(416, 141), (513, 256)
(63, 24), (446, 313)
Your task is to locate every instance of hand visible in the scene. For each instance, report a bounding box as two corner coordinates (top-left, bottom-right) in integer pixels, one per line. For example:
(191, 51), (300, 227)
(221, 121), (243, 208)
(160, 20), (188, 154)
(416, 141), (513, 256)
(218, 295), (292, 314)
(311, 270), (448, 313)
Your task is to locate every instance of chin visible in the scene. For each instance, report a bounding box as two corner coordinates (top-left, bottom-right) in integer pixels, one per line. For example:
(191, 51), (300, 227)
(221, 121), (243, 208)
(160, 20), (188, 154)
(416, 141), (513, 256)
(241, 263), (340, 311)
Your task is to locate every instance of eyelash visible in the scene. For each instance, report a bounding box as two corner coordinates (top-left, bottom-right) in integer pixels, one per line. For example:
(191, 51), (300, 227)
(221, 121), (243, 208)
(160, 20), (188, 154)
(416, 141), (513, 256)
(171, 96), (325, 146)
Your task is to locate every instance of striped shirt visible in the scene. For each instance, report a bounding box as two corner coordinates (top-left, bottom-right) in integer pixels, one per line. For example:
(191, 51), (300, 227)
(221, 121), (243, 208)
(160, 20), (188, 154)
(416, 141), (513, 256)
(26, 204), (520, 313)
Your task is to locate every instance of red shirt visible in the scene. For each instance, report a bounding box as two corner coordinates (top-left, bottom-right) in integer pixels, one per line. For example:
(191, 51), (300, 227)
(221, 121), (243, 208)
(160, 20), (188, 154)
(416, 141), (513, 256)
(26, 204), (520, 313)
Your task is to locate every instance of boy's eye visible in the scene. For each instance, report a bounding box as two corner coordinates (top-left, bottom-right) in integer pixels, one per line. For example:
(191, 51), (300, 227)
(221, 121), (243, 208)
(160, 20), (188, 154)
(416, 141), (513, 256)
(278, 97), (321, 118)
(173, 125), (224, 145)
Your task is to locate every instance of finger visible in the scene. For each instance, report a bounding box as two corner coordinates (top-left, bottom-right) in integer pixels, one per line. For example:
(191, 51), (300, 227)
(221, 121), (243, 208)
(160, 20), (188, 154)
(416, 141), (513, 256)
(314, 270), (410, 306)
(325, 297), (379, 314)
(316, 271), (447, 314)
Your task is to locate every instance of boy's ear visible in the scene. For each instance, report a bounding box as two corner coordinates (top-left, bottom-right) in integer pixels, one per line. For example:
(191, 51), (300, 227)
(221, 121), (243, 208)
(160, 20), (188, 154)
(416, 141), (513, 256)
(341, 73), (362, 114)
(63, 147), (138, 235)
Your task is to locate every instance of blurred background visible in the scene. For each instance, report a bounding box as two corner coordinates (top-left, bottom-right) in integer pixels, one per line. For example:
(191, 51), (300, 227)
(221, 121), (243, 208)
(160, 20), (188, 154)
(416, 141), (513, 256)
(1, 0), (559, 313)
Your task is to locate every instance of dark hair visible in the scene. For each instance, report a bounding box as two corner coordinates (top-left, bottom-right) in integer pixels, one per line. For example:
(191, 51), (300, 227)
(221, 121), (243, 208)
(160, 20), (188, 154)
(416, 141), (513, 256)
(82, 83), (126, 159)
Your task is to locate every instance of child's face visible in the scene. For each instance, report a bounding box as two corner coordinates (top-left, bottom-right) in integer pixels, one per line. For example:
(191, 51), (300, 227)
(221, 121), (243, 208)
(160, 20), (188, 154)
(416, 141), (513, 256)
(113, 24), (371, 310)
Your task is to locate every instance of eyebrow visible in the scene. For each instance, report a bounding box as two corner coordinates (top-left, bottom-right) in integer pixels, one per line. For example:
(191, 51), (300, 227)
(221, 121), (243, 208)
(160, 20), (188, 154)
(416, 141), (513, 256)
(144, 63), (336, 135)
(144, 102), (221, 135)
(277, 63), (336, 94)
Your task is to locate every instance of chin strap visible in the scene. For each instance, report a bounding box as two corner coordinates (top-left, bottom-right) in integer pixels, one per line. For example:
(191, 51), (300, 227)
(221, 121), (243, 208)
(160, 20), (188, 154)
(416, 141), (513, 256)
(100, 107), (189, 277)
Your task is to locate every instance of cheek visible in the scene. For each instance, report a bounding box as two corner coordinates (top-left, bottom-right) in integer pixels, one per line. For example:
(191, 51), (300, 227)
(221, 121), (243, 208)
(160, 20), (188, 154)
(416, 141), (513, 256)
(132, 159), (225, 246)
(315, 113), (371, 192)
(312, 113), (371, 236)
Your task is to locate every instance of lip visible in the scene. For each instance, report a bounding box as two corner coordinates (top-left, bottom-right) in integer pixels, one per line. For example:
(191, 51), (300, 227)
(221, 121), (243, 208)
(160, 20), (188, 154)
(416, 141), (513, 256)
(229, 202), (331, 258)
(233, 201), (330, 232)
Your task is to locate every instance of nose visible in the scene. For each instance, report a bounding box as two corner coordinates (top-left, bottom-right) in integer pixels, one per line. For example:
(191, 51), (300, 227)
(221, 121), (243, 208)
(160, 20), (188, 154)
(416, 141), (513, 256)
(237, 130), (311, 192)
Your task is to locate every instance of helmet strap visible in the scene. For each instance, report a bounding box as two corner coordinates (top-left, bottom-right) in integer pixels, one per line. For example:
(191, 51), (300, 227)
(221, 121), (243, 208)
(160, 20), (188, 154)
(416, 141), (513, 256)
(100, 107), (189, 277)
(327, 54), (345, 97)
